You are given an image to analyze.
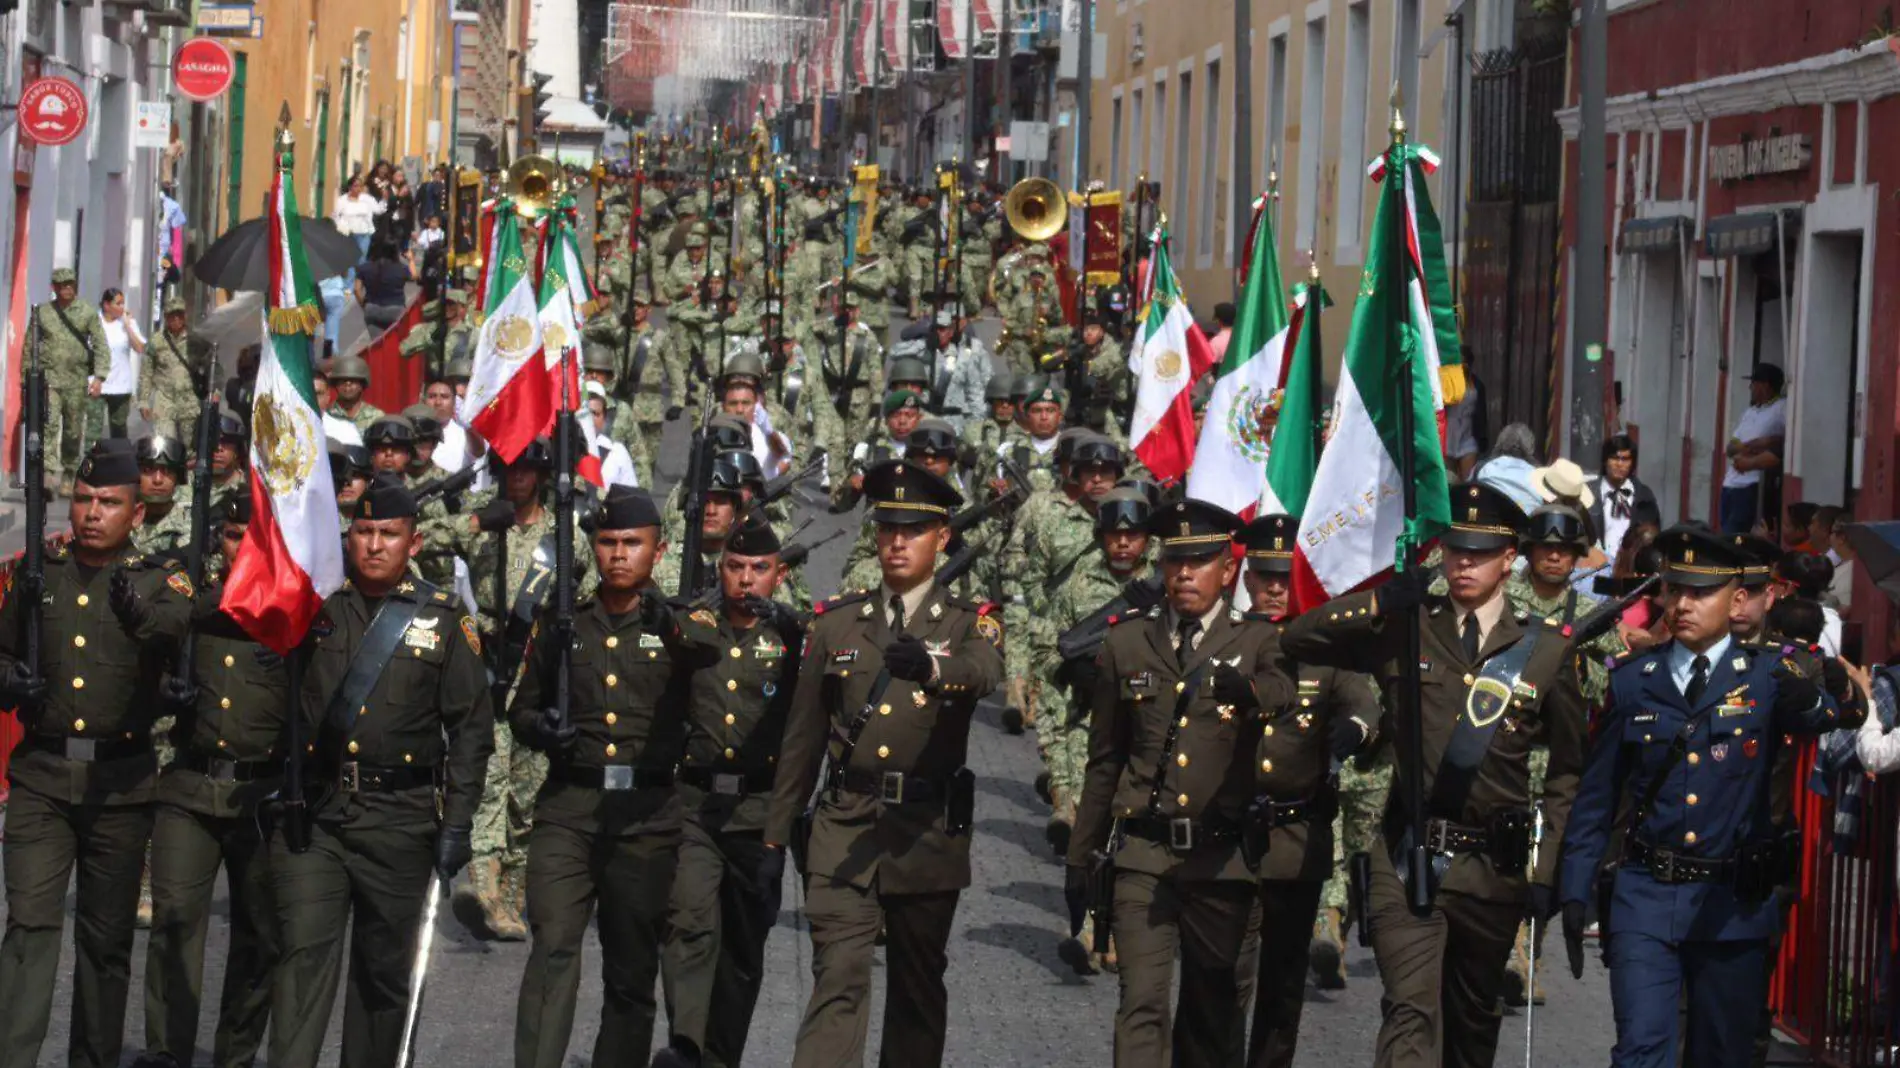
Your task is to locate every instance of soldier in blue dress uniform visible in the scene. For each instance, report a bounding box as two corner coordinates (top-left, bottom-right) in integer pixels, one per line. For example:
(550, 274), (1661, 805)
(1558, 525), (1852, 1067)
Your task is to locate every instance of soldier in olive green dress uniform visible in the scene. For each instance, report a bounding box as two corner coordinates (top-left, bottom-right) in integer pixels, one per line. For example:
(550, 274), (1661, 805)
(268, 474), (494, 1068)
(765, 460), (1006, 1068)
(507, 486), (689, 1068)
(139, 494), (286, 1068)
(1230, 514), (1383, 1068)
(0, 442), (195, 1068)
(1279, 483), (1588, 1068)
(1063, 498), (1295, 1068)
(652, 508), (806, 1068)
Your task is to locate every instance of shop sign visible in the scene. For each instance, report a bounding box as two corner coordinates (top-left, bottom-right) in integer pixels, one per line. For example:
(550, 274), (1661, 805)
(1707, 134), (1812, 183)
(18, 77), (88, 147)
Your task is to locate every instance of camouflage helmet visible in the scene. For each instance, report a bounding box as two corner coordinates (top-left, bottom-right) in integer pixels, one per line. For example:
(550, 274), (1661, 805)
(708, 448), (764, 495)
(887, 357), (930, 388)
(706, 414), (752, 453)
(984, 372), (1017, 403)
(363, 415), (418, 448)
(582, 343), (618, 376)
(444, 355), (473, 382)
(136, 434), (187, 473)
(1094, 486), (1154, 535)
(327, 438), (372, 479)
(1069, 435), (1125, 474)
(329, 353), (372, 383)
(718, 350), (767, 388)
(400, 403), (443, 442)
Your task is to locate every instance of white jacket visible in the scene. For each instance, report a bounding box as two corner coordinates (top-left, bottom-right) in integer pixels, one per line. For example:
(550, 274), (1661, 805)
(333, 192), (386, 236)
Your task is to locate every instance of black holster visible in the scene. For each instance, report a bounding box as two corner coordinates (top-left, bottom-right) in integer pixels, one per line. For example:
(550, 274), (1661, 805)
(1240, 796), (1274, 870)
(1087, 847), (1116, 954)
(1488, 809), (1533, 873)
(790, 811), (812, 876)
(947, 767), (975, 836)
(1594, 860), (1618, 961)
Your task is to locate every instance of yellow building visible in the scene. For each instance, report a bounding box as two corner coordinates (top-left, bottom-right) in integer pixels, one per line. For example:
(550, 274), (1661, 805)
(1086, 0), (1496, 330)
(208, 0), (460, 232)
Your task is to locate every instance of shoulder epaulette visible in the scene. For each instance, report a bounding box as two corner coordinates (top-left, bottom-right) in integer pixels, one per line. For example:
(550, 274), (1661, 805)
(1108, 610), (1146, 626)
(48, 541), (69, 561)
(815, 589), (873, 616)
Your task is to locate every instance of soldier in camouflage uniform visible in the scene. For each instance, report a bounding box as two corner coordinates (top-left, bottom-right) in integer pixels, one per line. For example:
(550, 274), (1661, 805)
(993, 252), (1066, 377)
(829, 390), (924, 514)
(1037, 488), (1156, 860)
(398, 403), (459, 485)
(397, 288), (474, 375)
(587, 283), (685, 454)
(806, 297), (885, 448)
(996, 375), (1067, 496)
(579, 346), (654, 486)
(665, 230), (714, 305)
(327, 439), (373, 519)
(324, 353), (384, 435)
(133, 435), (195, 558)
(142, 297), (216, 442)
(34, 268), (112, 494)
(968, 372), (1019, 460)
(837, 418), (970, 593)
(1068, 313), (1130, 444)
(436, 441), (596, 941)
(208, 410), (250, 517)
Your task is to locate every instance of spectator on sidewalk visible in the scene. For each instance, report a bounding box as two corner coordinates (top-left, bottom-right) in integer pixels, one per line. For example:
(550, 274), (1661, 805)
(417, 164), (450, 226)
(1586, 433), (1660, 566)
(1475, 422), (1544, 514)
(354, 238), (412, 332)
(1721, 363), (1787, 534)
(1206, 301), (1235, 362)
(318, 273), (348, 360)
(98, 287), (144, 439)
(384, 168), (417, 250)
(332, 175), (385, 268)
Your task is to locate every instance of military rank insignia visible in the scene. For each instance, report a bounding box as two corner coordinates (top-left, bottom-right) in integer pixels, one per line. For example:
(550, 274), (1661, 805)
(404, 616), (441, 651)
(975, 613), (1003, 650)
(167, 572), (194, 598)
(460, 617), (482, 655)
(691, 608), (718, 627)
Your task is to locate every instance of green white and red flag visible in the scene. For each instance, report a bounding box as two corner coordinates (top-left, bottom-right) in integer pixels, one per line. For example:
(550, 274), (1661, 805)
(1126, 225), (1215, 482)
(220, 153), (345, 654)
(467, 203), (552, 462)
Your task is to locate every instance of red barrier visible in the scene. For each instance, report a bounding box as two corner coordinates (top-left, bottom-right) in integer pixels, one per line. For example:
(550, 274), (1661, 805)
(362, 298), (425, 413)
(1771, 741), (1899, 1065)
(0, 557), (21, 802)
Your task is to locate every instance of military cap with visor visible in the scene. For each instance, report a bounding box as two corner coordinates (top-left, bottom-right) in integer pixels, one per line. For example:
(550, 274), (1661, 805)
(1657, 525), (1749, 589)
(1730, 532), (1782, 588)
(1238, 514), (1298, 575)
(50, 267), (77, 286)
(1148, 498), (1243, 560)
(1442, 482), (1526, 552)
(863, 458), (963, 527)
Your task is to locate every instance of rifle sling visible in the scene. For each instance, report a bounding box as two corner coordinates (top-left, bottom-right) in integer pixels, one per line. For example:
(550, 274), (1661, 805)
(831, 666), (894, 792)
(323, 595), (428, 734)
(627, 331), (654, 395)
(1144, 663), (1203, 818)
(496, 533), (559, 686)
(50, 304), (99, 377)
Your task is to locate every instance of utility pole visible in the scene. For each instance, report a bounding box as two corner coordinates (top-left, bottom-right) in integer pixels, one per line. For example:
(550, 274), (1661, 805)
(1232, 0), (1253, 299)
(869, 0), (884, 170)
(997, 4), (1012, 184)
(1073, 0), (1091, 189)
(1570, 0), (1607, 460)
(962, 0), (978, 163)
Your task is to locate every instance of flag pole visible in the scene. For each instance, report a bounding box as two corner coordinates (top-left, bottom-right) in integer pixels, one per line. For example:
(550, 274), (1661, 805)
(1387, 88), (1433, 915)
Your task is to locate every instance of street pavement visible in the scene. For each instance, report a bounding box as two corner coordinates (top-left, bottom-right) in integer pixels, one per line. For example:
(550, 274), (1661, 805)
(1, 307), (1651, 1066)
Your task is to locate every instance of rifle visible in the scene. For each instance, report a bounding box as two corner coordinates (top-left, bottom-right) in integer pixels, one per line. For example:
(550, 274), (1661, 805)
(412, 464), (481, 508)
(1058, 338), (1100, 430)
(760, 450), (828, 508)
(676, 393), (717, 597)
(779, 527), (846, 570)
(165, 393), (222, 718)
(617, 140), (647, 396)
(18, 307), (46, 705)
(1572, 574), (1659, 647)
(1053, 575), (1164, 709)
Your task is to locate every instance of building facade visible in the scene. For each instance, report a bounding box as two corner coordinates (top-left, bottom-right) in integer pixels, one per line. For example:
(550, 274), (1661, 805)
(1556, 3), (1898, 657)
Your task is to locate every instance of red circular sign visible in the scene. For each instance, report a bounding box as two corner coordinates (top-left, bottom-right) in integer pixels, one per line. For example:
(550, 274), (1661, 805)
(18, 77), (87, 147)
(173, 38), (235, 102)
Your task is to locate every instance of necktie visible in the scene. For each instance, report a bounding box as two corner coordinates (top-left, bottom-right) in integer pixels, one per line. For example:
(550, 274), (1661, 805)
(1686, 654), (1710, 706)
(889, 595), (907, 635)
(1176, 619), (1200, 668)
(1611, 486), (1633, 520)
(1461, 614), (1482, 663)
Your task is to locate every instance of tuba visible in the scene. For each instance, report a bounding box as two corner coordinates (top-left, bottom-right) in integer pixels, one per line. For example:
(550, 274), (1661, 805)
(505, 155), (565, 219)
(1004, 176), (1068, 242)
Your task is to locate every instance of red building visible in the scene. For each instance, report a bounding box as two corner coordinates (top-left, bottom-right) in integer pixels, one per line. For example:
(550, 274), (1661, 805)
(1558, 3), (1900, 658)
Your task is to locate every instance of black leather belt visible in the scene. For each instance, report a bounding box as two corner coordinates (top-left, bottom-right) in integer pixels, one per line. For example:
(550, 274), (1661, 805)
(1627, 837), (1736, 885)
(678, 766), (775, 795)
(1266, 798), (1316, 827)
(838, 768), (942, 804)
(552, 764), (676, 792)
(1123, 814), (1243, 851)
(1423, 817), (1494, 854)
(27, 734), (153, 763)
(333, 762), (437, 793)
(172, 750), (278, 783)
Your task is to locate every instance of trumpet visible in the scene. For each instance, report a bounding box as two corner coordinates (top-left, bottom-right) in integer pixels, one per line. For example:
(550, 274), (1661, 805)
(1004, 177), (1067, 242)
(504, 155), (566, 219)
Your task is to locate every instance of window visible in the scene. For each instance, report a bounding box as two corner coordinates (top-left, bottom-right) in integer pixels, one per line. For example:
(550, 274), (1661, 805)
(1394, 0), (1421, 123)
(1150, 77), (1167, 206)
(1266, 31), (1288, 196)
(1296, 12), (1327, 251)
(1174, 69), (1191, 245)
(1129, 86), (1145, 188)
(1198, 58), (1221, 259)
(1110, 91), (1124, 191)
(1337, 1), (1370, 254)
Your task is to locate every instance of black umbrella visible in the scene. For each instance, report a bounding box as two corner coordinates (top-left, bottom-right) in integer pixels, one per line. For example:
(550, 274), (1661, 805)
(193, 215), (363, 292)
(1843, 522), (1900, 601)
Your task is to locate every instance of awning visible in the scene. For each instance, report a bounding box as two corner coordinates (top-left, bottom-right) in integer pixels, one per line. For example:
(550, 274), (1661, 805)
(1619, 215), (1691, 256)
(1704, 208), (1803, 259)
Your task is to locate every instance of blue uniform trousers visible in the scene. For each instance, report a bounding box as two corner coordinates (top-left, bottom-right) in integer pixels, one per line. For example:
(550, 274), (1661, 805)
(1608, 931), (1767, 1067)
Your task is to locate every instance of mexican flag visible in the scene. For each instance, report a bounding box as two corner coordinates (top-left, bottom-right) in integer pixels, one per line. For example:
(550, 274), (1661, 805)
(1186, 193), (1289, 515)
(1290, 136), (1462, 610)
(468, 204), (552, 463)
(1127, 227), (1215, 483)
(221, 154), (345, 654)
(1259, 277), (1331, 516)
(536, 208), (585, 419)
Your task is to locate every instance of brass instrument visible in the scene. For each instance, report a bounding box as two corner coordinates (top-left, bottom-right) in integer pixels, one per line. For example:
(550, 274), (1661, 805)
(1004, 176), (1068, 242)
(505, 154), (565, 219)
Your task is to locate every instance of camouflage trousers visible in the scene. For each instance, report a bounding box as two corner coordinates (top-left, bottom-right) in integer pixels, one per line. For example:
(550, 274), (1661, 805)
(1320, 759), (1394, 912)
(473, 720), (547, 872)
(1037, 701), (1088, 804)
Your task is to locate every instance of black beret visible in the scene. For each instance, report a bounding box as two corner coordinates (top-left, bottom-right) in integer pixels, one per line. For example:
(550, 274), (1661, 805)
(354, 472), (418, 521)
(725, 506), (782, 556)
(76, 439), (141, 488)
(596, 485), (661, 530)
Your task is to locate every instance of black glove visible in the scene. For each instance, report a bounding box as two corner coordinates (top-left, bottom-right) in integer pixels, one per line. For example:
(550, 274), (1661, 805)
(1122, 578), (1162, 612)
(435, 825), (473, 880)
(1376, 567), (1432, 616)
(475, 499), (516, 533)
(883, 635), (935, 683)
(1821, 656), (1853, 705)
(638, 590), (672, 632)
(1772, 657), (1823, 710)
(160, 673), (198, 710)
(109, 568), (153, 630)
(1529, 884), (1558, 923)
(743, 595), (798, 635)
(1562, 900), (1587, 979)
(1330, 715), (1369, 761)
(665, 404), (684, 422)
(0, 660), (47, 705)
(1212, 664), (1260, 712)
(756, 845), (787, 928)
(1064, 864), (1090, 923)
(523, 707), (576, 752)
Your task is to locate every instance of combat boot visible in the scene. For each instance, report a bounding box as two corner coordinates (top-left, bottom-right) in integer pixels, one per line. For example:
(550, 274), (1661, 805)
(1045, 786), (1074, 857)
(453, 857), (504, 939)
(136, 856), (154, 929)
(1058, 913), (1099, 977)
(490, 862), (528, 942)
(1502, 922), (1533, 1007)
(1034, 769), (1053, 806)
(1309, 907), (1347, 990)
(1001, 677), (1027, 735)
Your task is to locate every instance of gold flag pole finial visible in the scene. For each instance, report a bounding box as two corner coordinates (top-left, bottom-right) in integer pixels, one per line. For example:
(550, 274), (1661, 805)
(1308, 254), (1321, 283)
(276, 101), (294, 151)
(1267, 145), (1279, 194)
(1389, 82), (1408, 144)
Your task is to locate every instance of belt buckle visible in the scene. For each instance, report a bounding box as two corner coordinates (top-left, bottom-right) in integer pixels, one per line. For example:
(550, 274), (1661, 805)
(340, 762), (361, 793)
(64, 738), (97, 761)
(1424, 820), (1452, 854)
(1169, 817), (1195, 851)
(210, 758), (239, 783)
(880, 771), (905, 804)
(602, 765), (635, 791)
(1651, 849), (1678, 883)
(713, 773), (744, 796)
